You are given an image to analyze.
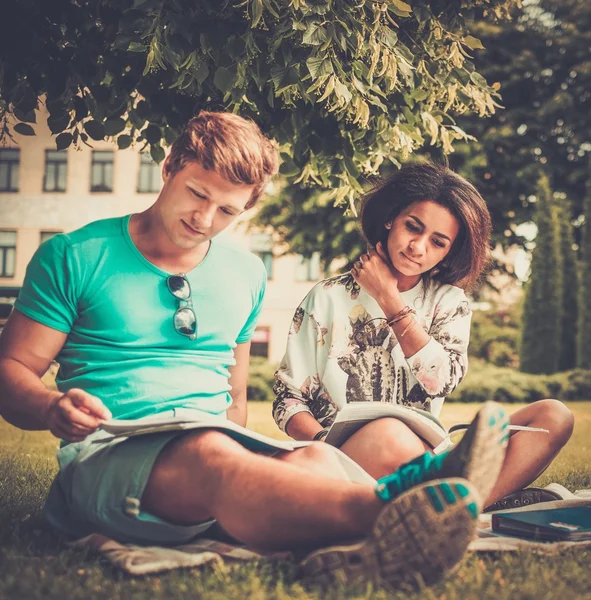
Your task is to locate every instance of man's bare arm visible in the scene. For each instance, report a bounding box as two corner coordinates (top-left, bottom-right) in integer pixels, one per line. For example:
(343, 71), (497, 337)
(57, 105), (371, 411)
(226, 341), (251, 427)
(0, 311), (110, 440)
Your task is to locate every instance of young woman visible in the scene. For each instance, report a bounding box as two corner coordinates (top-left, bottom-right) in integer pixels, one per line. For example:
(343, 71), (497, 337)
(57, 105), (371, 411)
(273, 162), (574, 510)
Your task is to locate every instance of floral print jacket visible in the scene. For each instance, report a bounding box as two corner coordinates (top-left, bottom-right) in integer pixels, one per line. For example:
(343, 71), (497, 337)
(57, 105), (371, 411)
(272, 273), (472, 433)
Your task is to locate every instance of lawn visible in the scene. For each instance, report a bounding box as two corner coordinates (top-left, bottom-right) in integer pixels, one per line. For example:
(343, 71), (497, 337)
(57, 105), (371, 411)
(1, 401), (591, 600)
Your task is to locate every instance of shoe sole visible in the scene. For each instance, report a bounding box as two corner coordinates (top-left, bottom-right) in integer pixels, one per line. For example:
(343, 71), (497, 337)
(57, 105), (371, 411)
(299, 477), (480, 590)
(441, 401), (509, 506)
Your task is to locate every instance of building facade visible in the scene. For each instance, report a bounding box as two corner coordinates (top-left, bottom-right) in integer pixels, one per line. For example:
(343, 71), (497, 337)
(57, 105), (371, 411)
(0, 110), (325, 362)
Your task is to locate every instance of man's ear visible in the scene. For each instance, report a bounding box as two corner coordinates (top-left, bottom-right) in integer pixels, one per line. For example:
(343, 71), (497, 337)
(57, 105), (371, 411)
(162, 155), (173, 182)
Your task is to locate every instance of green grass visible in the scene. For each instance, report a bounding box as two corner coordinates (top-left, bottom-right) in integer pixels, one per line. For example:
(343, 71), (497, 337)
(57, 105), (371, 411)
(1, 402), (591, 600)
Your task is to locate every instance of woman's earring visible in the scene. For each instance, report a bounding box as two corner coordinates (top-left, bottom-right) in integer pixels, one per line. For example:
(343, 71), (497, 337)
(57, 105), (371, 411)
(385, 222), (392, 230)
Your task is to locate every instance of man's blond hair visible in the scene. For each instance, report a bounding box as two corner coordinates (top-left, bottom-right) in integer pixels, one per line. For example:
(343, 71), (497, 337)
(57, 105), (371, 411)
(166, 111), (278, 208)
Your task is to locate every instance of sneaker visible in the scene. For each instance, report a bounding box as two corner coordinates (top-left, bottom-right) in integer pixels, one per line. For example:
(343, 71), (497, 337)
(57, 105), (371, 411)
(484, 487), (563, 513)
(375, 401), (509, 506)
(300, 477), (480, 589)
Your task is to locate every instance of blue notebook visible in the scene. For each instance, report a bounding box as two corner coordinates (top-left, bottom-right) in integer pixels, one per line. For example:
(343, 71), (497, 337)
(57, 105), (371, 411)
(492, 506), (591, 541)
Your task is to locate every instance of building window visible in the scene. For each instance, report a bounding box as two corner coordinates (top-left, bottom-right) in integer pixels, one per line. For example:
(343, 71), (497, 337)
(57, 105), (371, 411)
(0, 231), (17, 278)
(251, 327), (270, 358)
(0, 149), (20, 192)
(250, 233), (274, 280)
(40, 231), (61, 245)
(137, 153), (161, 193)
(43, 150), (68, 192)
(295, 252), (321, 282)
(90, 150), (114, 192)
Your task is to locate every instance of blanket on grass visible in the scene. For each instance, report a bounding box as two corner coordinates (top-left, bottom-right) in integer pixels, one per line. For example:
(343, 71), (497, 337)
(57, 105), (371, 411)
(70, 486), (591, 575)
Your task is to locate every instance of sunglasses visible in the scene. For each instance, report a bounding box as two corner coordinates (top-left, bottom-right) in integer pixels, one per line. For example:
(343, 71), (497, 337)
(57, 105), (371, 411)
(166, 274), (197, 340)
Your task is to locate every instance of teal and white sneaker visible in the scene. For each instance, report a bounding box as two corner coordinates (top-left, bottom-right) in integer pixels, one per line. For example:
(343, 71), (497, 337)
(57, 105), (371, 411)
(375, 401), (509, 506)
(300, 477), (480, 589)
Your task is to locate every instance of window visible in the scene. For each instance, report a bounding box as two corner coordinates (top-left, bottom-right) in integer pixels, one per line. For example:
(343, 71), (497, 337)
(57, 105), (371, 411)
(43, 150), (68, 192)
(90, 150), (114, 192)
(0, 149), (20, 192)
(40, 231), (61, 245)
(137, 152), (161, 193)
(295, 252), (321, 282)
(251, 327), (270, 358)
(0, 231), (17, 277)
(250, 233), (274, 280)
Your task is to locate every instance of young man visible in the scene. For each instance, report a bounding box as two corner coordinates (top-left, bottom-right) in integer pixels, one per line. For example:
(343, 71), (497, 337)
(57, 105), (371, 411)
(0, 111), (507, 589)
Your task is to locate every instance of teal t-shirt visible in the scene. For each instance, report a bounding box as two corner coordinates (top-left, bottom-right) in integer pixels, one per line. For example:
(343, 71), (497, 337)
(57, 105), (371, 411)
(15, 216), (267, 419)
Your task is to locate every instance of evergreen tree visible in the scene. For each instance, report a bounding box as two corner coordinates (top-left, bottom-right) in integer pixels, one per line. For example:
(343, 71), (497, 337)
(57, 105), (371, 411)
(520, 174), (563, 374)
(556, 196), (579, 370)
(577, 164), (591, 368)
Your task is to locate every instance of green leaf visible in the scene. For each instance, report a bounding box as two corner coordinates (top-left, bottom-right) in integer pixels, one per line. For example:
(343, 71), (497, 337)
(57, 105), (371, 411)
(279, 159), (300, 177)
(143, 124), (161, 143)
(306, 56), (334, 79)
(150, 144), (165, 164)
(470, 71), (488, 87)
(163, 46), (182, 70)
(129, 111), (146, 129)
(392, 0), (412, 12)
(84, 120), (105, 141)
(117, 134), (132, 150)
(104, 117), (126, 136)
(378, 27), (398, 50)
(127, 41), (147, 52)
(13, 108), (36, 124)
(164, 126), (178, 145)
(251, 0), (263, 27)
(344, 155), (360, 178)
(214, 67), (235, 93)
(463, 35), (485, 50)
(303, 23), (329, 46)
(55, 132), (73, 151)
(194, 60), (209, 84)
(14, 123), (35, 136)
(47, 112), (71, 135)
(74, 97), (89, 122)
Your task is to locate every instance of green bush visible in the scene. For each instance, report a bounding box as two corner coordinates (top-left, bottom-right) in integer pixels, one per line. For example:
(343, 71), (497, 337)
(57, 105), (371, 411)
(470, 306), (521, 368)
(448, 359), (591, 403)
(560, 370), (591, 401)
(247, 357), (591, 404)
(247, 357), (278, 401)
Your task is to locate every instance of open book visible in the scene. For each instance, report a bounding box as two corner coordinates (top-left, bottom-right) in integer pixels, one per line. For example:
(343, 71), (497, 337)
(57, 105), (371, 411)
(323, 402), (549, 454)
(99, 411), (376, 485)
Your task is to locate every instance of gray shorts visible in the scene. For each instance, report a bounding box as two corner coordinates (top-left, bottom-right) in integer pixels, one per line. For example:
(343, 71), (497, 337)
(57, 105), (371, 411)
(44, 427), (215, 545)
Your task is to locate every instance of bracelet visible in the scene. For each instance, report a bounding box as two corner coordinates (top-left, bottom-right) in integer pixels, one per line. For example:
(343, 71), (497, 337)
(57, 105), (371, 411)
(385, 306), (416, 327)
(313, 428), (329, 441)
(400, 319), (415, 338)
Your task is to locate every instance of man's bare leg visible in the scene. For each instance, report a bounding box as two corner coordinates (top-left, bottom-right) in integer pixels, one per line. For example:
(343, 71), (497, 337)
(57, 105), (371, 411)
(485, 399), (574, 506)
(338, 418), (430, 479)
(142, 430), (382, 551)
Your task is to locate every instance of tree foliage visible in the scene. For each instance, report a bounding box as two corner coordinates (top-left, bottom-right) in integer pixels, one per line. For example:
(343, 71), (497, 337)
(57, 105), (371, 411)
(450, 0), (591, 247)
(257, 0), (591, 267)
(0, 0), (515, 207)
(577, 159), (591, 369)
(520, 174), (563, 375)
(556, 196), (578, 371)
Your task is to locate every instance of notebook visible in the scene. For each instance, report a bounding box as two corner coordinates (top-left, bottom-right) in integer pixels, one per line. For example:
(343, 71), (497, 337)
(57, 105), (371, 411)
(492, 506), (591, 541)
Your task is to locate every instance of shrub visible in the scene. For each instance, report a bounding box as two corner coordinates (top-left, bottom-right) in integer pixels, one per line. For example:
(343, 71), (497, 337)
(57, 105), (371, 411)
(469, 306), (521, 368)
(448, 359), (591, 403)
(561, 370), (591, 401)
(247, 357), (278, 401)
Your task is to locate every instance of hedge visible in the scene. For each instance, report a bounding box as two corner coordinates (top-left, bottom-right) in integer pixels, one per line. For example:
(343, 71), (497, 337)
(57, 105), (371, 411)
(248, 357), (591, 403)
